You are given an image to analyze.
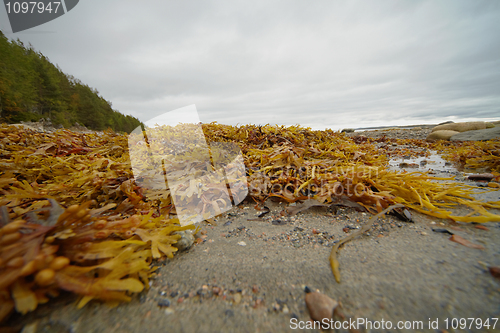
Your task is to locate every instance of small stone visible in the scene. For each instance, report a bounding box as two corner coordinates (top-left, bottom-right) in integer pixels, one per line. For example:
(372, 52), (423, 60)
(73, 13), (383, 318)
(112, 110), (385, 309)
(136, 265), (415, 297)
(273, 302), (281, 311)
(164, 308), (175, 315)
(252, 285), (259, 293)
(237, 241), (246, 246)
(172, 230), (195, 251)
(468, 173), (494, 181)
(233, 293), (242, 305)
(252, 298), (264, 308)
(305, 292), (338, 322)
(157, 299), (170, 307)
(282, 304), (289, 314)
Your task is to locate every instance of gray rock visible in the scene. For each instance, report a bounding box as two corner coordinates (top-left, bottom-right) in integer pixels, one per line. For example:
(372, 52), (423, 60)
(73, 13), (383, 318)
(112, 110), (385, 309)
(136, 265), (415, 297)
(450, 126), (500, 141)
(172, 230), (195, 251)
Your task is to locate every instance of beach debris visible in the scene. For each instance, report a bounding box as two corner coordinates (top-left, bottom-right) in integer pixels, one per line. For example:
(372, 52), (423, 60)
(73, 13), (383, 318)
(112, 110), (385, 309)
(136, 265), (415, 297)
(432, 228), (454, 235)
(449, 235), (485, 250)
(329, 204), (403, 283)
(304, 289), (338, 323)
(468, 173), (495, 181)
(399, 162), (419, 168)
(390, 206), (413, 222)
(223, 221), (232, 226)
(157, 299), (171, 307)
(257, 206), (270, 218)
(330, 195), (366, 212)
(474, 225), (489, 231)
(489, 267), (500, 279)
(284, 199), (329, 215)
(237, 241), (246, 246)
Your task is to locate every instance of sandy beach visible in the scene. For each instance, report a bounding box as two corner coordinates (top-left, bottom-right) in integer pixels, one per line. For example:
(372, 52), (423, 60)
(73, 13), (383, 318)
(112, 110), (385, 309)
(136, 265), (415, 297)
(1, 125), (500, 333)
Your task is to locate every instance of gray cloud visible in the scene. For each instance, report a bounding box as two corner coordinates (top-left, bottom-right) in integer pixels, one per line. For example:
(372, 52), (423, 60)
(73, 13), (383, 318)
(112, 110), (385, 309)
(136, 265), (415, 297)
(2, 0), (499, 130)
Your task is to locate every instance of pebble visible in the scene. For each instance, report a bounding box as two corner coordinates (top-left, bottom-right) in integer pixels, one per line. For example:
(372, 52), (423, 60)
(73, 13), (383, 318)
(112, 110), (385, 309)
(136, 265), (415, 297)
(468, 173), (494, 181)
(157, 299), (170, 307)
(305, 291), (338, 322)
(172, 230), (195, 251)
(212, 286), (221, 295)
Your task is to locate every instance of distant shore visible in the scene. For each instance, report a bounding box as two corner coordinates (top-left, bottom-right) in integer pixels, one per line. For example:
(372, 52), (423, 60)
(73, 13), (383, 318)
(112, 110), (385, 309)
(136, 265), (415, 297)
(353, 120), (500, 132)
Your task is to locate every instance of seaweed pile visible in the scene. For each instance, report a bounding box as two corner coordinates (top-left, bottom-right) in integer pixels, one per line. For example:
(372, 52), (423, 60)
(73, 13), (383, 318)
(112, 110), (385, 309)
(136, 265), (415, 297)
(0, 125), (195, 322)
(435, 139), (500, 172)
(1, 123), (499, 322)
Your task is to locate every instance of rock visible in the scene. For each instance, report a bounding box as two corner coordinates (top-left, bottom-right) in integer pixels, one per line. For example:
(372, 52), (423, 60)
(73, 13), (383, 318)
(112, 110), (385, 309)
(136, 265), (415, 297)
(233, 293), (242, 305)
(426, 130), (460, 141)
(431, 121), (494, 133)
(467, 173), (494, 181)
(172, 230), (194, 251)
(341, 128), (355, 133)
(437, 120), (454, 125)
(157, 299), (170, 307)
(450, 127), (500, 141)
(489, 267), (500, 279)
(305, 291), (338, 323)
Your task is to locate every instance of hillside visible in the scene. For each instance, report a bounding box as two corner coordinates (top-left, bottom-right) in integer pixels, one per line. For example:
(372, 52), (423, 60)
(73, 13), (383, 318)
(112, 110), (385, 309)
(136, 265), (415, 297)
(0, 31), (141, 133)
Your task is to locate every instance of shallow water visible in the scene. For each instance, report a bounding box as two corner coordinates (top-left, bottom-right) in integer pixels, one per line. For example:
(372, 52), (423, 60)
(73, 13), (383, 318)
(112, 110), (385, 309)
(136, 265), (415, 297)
(388, 151), (456, 173)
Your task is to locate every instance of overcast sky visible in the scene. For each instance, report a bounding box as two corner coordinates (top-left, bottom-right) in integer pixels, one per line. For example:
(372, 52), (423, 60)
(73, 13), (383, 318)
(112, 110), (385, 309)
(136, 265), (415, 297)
(1, 0), (499, 130)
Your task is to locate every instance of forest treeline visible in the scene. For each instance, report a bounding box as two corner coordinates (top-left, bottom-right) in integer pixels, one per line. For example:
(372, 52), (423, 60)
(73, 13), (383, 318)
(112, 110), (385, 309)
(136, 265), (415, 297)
(0, 30), (142, 133)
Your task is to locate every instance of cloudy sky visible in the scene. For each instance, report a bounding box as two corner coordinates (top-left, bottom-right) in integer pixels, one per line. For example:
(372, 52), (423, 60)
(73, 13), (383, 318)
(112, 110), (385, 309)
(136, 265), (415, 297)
(1, 0), (499, 130)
